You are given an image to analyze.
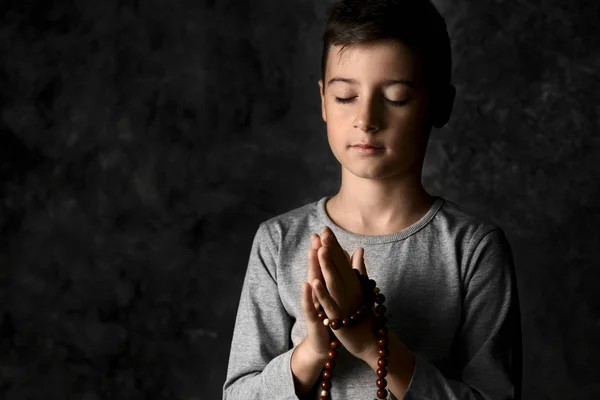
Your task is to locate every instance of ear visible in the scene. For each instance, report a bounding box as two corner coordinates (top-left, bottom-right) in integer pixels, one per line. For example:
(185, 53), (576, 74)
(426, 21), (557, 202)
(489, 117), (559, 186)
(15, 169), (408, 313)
(318, 79), (327, 123)
(432, 84), (456, 129)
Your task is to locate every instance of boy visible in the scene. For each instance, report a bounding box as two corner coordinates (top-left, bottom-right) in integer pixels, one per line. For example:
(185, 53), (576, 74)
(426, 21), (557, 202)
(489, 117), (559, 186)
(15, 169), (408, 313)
(223, 0), (522, 399)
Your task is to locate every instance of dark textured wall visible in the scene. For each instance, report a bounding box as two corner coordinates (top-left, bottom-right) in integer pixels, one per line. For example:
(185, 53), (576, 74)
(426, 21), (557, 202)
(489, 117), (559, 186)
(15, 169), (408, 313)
(0, 0), (598, 399)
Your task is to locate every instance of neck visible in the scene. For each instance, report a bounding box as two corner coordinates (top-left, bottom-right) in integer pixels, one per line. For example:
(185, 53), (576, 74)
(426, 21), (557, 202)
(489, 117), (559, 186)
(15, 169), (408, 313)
(328, 163), (434, 236)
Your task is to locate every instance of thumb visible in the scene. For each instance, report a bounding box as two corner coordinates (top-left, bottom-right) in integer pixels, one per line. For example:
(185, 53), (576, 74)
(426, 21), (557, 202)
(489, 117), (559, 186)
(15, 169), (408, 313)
(351, 247), (367, 276)
(301, 282), (319, 323)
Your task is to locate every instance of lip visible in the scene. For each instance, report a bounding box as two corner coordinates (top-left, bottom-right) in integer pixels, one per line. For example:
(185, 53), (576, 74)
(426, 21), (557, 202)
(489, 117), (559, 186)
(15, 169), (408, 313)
(351, 145), (384, 155)
(351, 143), (384, 149)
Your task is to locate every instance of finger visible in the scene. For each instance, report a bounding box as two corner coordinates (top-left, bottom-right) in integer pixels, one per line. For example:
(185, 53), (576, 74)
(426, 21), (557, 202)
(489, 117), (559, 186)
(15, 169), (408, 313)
(301, 282), (319, 323)
(317, 245), (343, 300)
(351, 247), (368, 276)
(309, 233), (324, 309)
(321, 226), (342, 254)
(307, 247), (322, 310)
(321, 227), (352, 278)
(343, 249), (351, 264)
(311, 233), (322, 250)
(312, 278), (341, 319)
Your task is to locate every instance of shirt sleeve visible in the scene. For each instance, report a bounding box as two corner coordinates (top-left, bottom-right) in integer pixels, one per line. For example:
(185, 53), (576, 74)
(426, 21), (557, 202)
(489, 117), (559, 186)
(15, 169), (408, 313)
(222, 222), (301, 400)
(402, 227), (523, 400)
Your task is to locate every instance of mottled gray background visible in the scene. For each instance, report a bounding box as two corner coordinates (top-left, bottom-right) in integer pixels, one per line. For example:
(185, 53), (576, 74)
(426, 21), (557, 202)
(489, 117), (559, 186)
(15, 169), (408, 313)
(0, 0), (599, 399)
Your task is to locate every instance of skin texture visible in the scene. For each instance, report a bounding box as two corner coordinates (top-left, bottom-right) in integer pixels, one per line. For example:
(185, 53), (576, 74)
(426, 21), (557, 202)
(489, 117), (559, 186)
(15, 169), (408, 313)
(292, 39), (456, 398)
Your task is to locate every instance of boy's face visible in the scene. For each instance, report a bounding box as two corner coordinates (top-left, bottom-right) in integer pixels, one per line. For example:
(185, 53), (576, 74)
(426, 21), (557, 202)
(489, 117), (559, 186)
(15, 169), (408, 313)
(318, 39), (439, 181)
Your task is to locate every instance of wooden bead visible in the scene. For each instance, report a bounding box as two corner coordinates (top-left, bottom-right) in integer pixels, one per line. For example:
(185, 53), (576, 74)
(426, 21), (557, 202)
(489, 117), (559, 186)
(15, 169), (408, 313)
(376, 378), (387, 388)
(375, 304), (386, 315)
(376, 327), (388, 337)
(330, 319), (341, 330)
(353, 268), (361, 277)
(317, 280), (390, 400)
(377, 357), (388, 367)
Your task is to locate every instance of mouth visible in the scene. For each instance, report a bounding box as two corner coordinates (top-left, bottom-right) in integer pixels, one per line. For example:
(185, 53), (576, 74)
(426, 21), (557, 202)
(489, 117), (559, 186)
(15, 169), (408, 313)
(351, 143), (384, 150)
(350, 143), (385, 155)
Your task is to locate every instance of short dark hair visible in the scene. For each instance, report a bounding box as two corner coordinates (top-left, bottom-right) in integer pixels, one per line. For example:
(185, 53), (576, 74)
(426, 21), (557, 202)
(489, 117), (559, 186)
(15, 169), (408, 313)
(321, 0), (451, 89)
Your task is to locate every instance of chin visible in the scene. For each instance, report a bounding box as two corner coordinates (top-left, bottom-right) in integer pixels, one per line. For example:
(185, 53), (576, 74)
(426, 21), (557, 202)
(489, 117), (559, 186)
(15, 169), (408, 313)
(342, 163), (390, 180)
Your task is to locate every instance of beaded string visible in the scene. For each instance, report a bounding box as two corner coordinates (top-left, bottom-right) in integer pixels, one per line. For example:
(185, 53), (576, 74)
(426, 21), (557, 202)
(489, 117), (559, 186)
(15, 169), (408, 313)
(316, 268), (389, 400)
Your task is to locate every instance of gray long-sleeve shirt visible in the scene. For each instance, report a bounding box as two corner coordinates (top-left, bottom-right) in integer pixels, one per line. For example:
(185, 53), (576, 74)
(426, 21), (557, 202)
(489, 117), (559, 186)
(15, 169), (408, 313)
(223, 195), (522, 399)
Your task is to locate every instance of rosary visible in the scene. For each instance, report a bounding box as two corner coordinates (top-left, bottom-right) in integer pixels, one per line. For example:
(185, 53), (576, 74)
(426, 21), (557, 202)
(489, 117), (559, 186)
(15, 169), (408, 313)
(316, 268), (389, 400)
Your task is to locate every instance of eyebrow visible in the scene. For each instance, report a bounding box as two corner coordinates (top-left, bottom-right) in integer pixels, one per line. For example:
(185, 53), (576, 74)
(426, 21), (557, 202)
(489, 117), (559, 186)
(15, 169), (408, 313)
(327, 77), (417, 88)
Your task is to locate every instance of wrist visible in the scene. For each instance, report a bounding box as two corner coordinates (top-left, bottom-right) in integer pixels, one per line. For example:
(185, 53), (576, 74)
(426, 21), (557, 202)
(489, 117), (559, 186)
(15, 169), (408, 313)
(358, 335), (379, 365)
(291, 339), (329, 398)
(360, 339), (381, 367)
(297, 338), (329, 366)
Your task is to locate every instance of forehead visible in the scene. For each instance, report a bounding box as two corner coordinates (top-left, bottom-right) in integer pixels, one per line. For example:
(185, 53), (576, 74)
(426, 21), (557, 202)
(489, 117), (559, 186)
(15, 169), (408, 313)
(326, 40), (422, 82)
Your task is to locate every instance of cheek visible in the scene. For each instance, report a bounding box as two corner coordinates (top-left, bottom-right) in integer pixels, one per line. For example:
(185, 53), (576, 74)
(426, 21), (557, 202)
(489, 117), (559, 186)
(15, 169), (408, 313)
(326, 123), (345, 149)
(390, 106), (429, 133)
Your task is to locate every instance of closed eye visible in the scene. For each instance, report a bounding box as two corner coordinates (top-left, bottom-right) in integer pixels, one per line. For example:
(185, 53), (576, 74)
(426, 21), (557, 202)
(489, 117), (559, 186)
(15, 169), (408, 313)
(334, 97), (356, 104)
(334, 97), (408, 107)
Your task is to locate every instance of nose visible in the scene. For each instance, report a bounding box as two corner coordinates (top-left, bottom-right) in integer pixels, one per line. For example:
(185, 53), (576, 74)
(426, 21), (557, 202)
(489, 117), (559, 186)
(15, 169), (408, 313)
(353, 97), (381, 133)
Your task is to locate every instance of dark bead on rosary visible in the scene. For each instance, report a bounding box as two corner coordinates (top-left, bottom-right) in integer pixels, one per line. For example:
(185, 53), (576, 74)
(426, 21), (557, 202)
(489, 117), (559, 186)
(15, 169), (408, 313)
(319, 396), (327, 400)
(368, 279), (376, 289)
(322, 369), (332, 380)
(377, 338), (388, 347)
(376, 367), (387, 378)
(350, 313), (357, 322)
(330, 319), (341, 330)
(377, 357), (388, 367)
(324, 359), (335, 369)
(376, 378), (387, 388)
(375, 293), (386, 304)
(329, 339), (340, 349)
(375, 304), (387, 315)
(377, 388), (388, 399)
(321, 380), (332, 390)
(378, 348), (389, 357)
(342, 317), (349, 327)
(317, 311), (325, 320)
(328, 349), (337, 359)
(376, 327), (388, 337)
(375, 315), (388, 327)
